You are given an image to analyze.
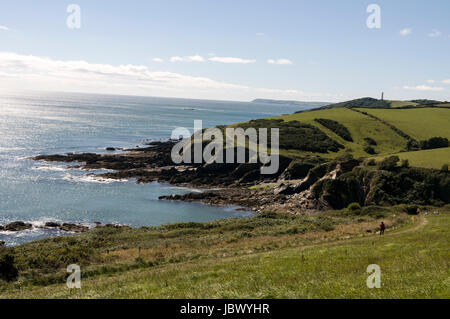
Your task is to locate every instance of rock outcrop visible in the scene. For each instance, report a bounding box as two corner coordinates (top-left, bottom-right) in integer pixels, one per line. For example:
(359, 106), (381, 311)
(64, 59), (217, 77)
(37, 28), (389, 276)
(31, 141), (450, 214)
(3, 222), (33, 232)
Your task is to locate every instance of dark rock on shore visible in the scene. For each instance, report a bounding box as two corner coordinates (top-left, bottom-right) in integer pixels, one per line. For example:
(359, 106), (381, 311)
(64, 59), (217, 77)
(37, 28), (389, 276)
(159, 188), (283, 212)
(59, 223), (89, 233)
(3, 221), (33, 232)
(32, 140), (294, 188)
(100, 224), (130, 229)
(44, 222), (60, 228)
(0, 220), (129, 235)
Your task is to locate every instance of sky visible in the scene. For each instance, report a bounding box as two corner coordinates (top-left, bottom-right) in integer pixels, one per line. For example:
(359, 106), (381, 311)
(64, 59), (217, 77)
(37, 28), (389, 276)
(0, 0), (449, 102)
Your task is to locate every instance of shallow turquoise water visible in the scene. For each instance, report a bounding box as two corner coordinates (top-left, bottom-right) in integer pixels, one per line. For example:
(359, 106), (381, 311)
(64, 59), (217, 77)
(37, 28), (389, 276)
(0, 92), (318, 245)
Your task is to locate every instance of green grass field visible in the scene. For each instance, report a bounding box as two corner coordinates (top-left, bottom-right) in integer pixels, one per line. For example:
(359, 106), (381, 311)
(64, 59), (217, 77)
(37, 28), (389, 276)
(374, 147), (450, 169)
(273, 108), (407, 158)
(232, 106), (450, 169)
(359, 107), (450, 141)
(1, 209), (448, 299)
(387, 100), (419, 108)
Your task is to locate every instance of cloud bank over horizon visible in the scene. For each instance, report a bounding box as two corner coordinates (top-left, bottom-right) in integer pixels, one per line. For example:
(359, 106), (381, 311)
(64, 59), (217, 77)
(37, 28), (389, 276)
(0, 51), (342, 101)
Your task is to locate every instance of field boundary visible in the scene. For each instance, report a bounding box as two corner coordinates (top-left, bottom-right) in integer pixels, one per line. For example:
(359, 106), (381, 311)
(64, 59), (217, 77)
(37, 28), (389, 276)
(349, 107), (417, 143)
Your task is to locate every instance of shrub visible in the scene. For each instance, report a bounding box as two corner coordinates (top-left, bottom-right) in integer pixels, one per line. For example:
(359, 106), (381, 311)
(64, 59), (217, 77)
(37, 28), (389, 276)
(406, 140), (420, 151)
(401, 159), (410, 168)
(419, 137), (449, 150)
(365, 159), (376, 166)
(364, 146), (376, 154)
(314, 118), (353, 142)
(399, 204), (420, 215)
(379, 156), (399, 171)
(441, 164), (448, 172)
(361, 206), (393, 218)
(0, 252), (19, 282)
(347, 202), (362, 211)
(364, 137), (377, 146)
(283, 160), (317, 179)
(240, 119), (344, 153)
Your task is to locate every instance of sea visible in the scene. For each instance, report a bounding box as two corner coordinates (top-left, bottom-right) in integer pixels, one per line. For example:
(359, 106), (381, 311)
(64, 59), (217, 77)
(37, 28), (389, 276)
(0, 91), (321, 245)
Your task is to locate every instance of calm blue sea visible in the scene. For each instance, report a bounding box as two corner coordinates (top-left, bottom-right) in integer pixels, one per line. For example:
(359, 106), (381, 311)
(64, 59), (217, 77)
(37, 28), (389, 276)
(0, 91), (319, 245)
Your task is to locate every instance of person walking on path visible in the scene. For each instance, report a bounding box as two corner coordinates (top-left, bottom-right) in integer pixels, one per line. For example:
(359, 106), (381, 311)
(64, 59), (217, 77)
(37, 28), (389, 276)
(379, 221), (385, 235)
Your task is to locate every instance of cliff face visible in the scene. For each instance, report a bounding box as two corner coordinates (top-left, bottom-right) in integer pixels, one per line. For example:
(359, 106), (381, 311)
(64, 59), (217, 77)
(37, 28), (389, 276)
(282, 158), (450, 209)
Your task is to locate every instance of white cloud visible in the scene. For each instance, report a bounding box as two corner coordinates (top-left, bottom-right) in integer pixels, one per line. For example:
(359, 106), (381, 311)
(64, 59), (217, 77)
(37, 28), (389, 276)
(0, 51), (339, 101)
(187, 55), (205, 62)
(442, 79), (450, 84)
(399, 28), (412, 36)
(428, 29), (441, 38)
(0, 25), (11, 31)
(208, 56), (256, 64)
(170, 55), (205, 62)
(402, 85), (443, 92)
(256, 32), (265, 36)
(267, 58), (293, 65)
(426, 79), (435, 83)
(152, 58), (164, 63)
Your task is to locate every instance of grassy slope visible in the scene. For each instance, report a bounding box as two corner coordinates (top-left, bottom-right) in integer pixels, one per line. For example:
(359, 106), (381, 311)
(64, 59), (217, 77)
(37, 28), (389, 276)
(359, 108), (450, 140)
(387, 100), (418, 108)
(374, 147), (450, 169)
(231, 106), (449, 168)
(273, 108), (407, 158)
(2, 211), (449, 299)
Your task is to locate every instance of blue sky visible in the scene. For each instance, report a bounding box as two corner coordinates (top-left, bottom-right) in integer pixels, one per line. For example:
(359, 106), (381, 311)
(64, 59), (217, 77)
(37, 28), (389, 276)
(0, 0), (449, 101)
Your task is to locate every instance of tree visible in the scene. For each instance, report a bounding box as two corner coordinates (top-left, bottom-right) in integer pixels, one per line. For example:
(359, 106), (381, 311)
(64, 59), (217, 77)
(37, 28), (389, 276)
(0, 252), (19, 282)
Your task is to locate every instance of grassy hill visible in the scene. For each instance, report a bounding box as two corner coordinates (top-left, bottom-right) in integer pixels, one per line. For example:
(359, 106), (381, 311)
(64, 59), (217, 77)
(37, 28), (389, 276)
(273, 107), (407, 159)
(253, 104), (449, 169)
(374, 148), (450, 169)
(388, 100), (419, 108)
(313, 97), (391, 109)
(2, 207), (448, 298)
(311, 97), (449, 110)
(359, 108), (450, 140)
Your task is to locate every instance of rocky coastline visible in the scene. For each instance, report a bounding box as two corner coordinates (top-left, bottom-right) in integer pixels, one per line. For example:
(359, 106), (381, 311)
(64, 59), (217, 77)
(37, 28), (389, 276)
(30, 140), (449, 216)
(0, 221), (128, 233)
(31, 140), (312, 214)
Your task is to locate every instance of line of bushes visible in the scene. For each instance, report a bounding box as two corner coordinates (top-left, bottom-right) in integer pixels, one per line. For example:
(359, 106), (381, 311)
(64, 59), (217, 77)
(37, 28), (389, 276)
(240, 119), (344, 153)
(407, 137), (449, 151)
(314, 118), (353, 142)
